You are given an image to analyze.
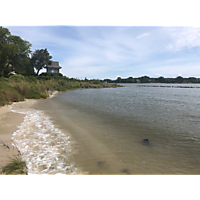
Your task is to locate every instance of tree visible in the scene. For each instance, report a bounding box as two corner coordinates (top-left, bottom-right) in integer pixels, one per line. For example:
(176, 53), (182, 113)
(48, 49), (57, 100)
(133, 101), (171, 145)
(0, 26), (13, 76)
(31, 48), (52, 75)
(116, 77), (122, 83)
(157, 76), (165, 83)
(127, 77), (136, 83)
(140, 76), (150, 83)
(188, 77), (197, 83)
(8, 35), (32, 74)
(0, 26), (11, 43)
(175, 76), (184, 83)
(0, 26), (33, 76)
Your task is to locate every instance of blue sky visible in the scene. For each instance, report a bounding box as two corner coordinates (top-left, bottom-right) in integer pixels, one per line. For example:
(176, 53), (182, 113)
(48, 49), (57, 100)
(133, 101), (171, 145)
(5, 26), (200, 79)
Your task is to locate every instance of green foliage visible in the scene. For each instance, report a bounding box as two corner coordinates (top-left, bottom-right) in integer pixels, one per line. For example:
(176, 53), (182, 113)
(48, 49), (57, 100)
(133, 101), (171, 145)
(0, 26), (46, 77)
(0, 26), (33, 77)
(157, 76), (165, 83)
(126, 77), (136, 83)
(0, 81), (24, 106)
(0, 74), (118, 106)
(90, 79), (101, 84)
(31, 48), (52, 75)
(108, 75), (200, 83)
(0, 26), (11, 43)
(1, 156), (27, 175)
(8, 35), (32, 74)
(116, 77), (122, 83)
(140, 76), (151, 83)
(9, 74), (25, 82)
(175, 76), (184, 83)
(84, 77), (89, 82)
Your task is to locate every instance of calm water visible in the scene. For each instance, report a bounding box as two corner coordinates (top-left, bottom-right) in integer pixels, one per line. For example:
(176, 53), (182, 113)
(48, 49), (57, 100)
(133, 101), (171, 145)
(30, 83), (200, 174)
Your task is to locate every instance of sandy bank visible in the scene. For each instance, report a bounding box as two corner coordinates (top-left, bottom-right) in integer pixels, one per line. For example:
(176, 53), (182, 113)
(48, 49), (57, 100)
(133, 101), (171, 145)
(0, 104), (25, 168)
(0, 90), (58, 172)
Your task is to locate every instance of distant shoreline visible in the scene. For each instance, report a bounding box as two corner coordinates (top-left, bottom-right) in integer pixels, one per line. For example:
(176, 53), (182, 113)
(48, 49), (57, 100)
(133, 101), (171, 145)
(136, 84), (200, 89)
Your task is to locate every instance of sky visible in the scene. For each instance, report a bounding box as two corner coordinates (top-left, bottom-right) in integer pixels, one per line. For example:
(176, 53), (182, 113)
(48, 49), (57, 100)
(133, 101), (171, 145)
(5, 26), (200, 80)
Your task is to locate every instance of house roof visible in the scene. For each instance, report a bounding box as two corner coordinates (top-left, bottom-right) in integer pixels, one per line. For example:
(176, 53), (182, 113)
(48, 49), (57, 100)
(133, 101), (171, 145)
(45, 61), (62, 69)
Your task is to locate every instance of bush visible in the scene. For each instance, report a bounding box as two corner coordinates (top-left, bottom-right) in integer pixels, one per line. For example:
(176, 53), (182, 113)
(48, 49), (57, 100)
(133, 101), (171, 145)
(9, 74), (25, 82)
(91, 79), (101, 84)
(0, 82), (24, 106)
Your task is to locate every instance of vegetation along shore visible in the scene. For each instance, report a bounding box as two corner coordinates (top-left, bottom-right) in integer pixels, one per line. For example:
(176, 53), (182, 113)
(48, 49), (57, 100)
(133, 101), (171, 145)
(0, 74), (118, 174)
(0, 26), (119, 174)
(0, 73), (118, 107)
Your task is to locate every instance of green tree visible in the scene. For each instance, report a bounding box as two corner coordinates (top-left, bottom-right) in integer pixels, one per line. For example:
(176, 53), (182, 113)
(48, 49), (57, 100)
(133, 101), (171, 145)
(157, 76), (165, 83)
(116, 77), (122, 83)
(175, 76), (184, 83)
(31, 48), (52, 75)
(126, 77), (136, 83)
(0, 42), (16, 76)
(8, 35), (32, 74)
(140, 76), (150, 83)
(0, 26), (10, 43)
(0, 26), (33, 76)
(188, 77), (197, 83)
(0, 27), (13, 76)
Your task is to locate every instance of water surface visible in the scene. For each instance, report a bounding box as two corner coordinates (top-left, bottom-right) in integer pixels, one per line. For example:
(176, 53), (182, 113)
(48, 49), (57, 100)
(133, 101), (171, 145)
(32, 83), (200, 174)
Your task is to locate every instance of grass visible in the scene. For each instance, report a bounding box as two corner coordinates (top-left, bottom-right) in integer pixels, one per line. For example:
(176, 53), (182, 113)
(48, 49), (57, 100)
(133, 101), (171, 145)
(0, 73), (119, 174)
(1, 156), (27, 175)
(0, 74), (118, 106)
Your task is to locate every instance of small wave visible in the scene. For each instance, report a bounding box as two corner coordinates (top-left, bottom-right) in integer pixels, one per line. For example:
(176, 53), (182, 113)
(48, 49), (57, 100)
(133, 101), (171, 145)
(11, 103), (80, 175)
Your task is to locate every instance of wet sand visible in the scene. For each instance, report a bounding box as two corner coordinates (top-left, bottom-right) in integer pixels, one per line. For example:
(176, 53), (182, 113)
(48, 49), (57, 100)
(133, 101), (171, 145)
(0, 104), (25, 169)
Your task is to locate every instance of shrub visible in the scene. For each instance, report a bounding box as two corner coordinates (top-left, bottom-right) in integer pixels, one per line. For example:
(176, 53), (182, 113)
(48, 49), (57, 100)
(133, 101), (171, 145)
(1, 156), (27, 175)
(0, 82), (24, 106)
(9, 74), (25, 82)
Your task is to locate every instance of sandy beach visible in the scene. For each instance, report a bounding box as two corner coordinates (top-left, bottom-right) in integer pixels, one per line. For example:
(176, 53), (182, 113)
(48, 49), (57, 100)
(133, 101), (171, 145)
(0, 91), (58, 173)
(0, 104), (25, 169)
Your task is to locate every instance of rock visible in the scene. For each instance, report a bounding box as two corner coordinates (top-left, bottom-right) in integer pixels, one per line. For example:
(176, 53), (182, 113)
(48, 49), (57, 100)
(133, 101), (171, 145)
(141, 139), (152, 147)
(143, 139), (149, 143)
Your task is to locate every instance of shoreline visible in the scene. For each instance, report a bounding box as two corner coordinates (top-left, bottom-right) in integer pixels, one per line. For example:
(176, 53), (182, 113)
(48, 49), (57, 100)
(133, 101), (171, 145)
(0, 90), (58, 174)
(0, 104), (25, 171)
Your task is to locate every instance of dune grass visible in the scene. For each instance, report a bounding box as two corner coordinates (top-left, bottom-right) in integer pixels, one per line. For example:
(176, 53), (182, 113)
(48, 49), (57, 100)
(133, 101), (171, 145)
(1, 156), (27, 175)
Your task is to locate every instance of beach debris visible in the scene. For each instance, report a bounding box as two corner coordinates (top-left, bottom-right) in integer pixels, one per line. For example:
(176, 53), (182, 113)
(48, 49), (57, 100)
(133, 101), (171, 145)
(0, 140), (10, 149)
(12, 140), (21, 155)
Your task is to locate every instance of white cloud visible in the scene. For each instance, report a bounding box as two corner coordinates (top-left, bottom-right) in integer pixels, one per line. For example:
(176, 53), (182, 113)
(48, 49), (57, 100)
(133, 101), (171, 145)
(136, 32), (150, 39)
(166, 27), (200, 51)
(149, 63), (200, 77)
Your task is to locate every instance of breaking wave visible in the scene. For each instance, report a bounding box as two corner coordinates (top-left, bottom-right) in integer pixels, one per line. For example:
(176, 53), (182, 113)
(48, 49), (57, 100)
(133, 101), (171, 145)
(10, 102), (81, 175)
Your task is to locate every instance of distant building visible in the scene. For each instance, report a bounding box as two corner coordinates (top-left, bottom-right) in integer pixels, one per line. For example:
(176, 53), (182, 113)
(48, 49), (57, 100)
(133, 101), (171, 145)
(45, 61), (62, 73)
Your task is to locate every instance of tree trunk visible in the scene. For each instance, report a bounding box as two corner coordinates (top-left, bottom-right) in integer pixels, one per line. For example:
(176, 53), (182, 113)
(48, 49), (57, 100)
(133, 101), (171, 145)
(36, 69), (40, 75)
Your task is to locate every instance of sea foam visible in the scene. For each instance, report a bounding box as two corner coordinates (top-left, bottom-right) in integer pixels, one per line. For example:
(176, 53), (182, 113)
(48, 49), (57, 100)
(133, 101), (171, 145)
(10, 102), (80, 175)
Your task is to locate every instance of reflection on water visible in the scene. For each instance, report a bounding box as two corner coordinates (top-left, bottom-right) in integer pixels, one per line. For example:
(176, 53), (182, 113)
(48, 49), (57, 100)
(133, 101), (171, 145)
(33, 84), (200, 174)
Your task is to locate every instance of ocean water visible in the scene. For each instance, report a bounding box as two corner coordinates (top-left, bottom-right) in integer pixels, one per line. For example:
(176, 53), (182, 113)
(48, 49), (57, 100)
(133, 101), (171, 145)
(11, 84), (200, 174)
